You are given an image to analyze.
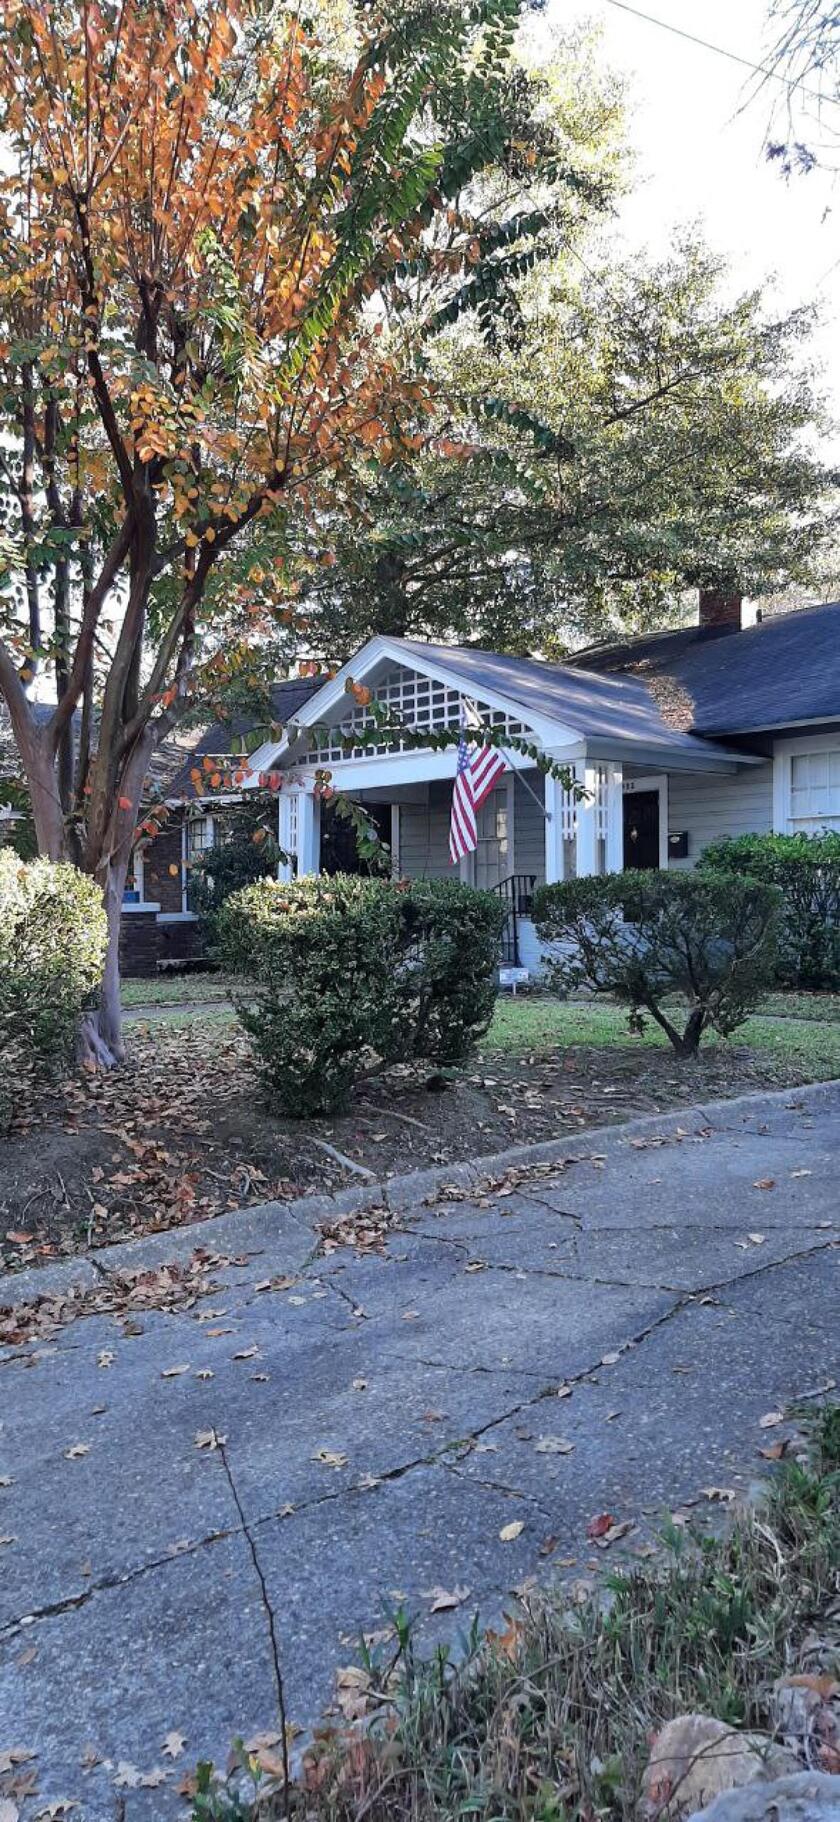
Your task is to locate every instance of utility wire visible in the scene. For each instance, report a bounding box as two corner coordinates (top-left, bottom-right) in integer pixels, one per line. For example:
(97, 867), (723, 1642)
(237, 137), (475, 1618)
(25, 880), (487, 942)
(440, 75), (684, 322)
(601, 0), (840, 111)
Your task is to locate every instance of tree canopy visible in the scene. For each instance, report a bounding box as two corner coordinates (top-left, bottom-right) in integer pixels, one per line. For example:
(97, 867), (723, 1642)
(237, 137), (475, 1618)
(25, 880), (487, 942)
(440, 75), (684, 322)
(291, 234), (837, 659)
(0, 0), (587, 1056)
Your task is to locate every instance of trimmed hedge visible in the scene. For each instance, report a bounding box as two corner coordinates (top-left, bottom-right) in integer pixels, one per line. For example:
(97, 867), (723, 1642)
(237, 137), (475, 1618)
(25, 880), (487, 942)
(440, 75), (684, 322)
(703, 832), (840, 990)
(0, 853), (108, 1127)
(533, 868), (780, 1056)
(215, 874), (506, 1116)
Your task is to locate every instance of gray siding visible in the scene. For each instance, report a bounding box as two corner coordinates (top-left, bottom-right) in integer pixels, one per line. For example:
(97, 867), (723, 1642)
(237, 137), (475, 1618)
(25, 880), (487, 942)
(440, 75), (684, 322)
(513, 770), (546, 880)
(667, 763), (774, 868)
(398, 782), (452, 879)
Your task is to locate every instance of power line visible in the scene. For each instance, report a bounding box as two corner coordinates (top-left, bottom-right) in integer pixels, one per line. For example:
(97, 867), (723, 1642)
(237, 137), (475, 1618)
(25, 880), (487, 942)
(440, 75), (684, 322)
(601, 0), (839, 111)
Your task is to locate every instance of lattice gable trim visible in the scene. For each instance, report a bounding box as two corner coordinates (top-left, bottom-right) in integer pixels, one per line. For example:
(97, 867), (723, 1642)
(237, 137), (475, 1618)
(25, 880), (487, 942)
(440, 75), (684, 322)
(307, 665), (538, 764)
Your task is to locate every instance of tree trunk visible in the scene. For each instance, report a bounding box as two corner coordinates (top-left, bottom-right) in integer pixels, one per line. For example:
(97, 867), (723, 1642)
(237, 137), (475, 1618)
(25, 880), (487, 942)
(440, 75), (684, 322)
(674, 1006), (706, 1058)
(77, 866), (127, 1069)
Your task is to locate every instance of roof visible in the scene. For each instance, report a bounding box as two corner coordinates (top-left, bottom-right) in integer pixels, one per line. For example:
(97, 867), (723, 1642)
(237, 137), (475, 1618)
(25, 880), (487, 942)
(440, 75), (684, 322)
(387, 638), (750, 770)
(165, 678), (325, 799)
(569, 600), (840, 736)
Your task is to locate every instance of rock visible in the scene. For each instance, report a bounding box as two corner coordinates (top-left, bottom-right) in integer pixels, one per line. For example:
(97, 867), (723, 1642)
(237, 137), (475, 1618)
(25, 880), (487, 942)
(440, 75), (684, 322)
(685, 1771), (840, 1822)
(643, 1715), (798, 1818)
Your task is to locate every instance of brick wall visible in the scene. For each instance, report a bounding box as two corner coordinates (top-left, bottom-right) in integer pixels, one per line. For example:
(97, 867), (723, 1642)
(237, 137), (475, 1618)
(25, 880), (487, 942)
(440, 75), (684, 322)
(142, 815), (184, 911)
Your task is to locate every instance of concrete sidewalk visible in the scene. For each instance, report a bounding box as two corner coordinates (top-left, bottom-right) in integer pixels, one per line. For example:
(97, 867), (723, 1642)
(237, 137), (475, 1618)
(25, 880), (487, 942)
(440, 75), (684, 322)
(0, 1083), (838, 1820)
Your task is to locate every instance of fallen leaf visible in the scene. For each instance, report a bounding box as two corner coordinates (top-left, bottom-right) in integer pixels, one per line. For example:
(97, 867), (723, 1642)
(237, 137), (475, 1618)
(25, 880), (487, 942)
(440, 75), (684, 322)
(499, 1520), (524, 1542)
(586, 1511), (616, 1539)
(97, 1351), (114, 1368)
(0, 1535), (17, 1548)
(601, 1351), (621, 1366)
(747, 1233), (766, 1246)
(702, 1486), (737, 1502)
(592, 1519), (634, 1549)
(534, 1436), (574, 1455)
(194, 1429), (226, 1450)
(429, 1585), (470, 1612)
(160, 1364), (190, 1379)
(63, 1443), (90, 1460)
(0, 1476), (12, 1488)
(760, 1410), (785, 1428)
(759, 1439), (789, 1460)
(233, 1345), (260, 1361)
(139, 1767), (168, 1788)
(351, 1378), (367, 1392)
(113, 1763), (142, 1790)
(790, 1169), (812, 1178)
(311, 1449), (347, 1470)
(194, 1369), (214, 1381)
(753, 1177), (776, 1190)
(162, 1732), (186, 1760)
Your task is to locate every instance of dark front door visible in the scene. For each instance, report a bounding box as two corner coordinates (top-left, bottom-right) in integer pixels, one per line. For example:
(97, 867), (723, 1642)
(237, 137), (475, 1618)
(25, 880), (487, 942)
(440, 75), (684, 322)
(320, 800), (392, 876)
(622, 789), (660, 870)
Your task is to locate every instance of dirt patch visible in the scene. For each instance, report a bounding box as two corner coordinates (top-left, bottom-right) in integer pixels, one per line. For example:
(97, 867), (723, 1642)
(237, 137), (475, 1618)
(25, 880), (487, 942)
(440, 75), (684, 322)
(0, 1016), (824, 1276)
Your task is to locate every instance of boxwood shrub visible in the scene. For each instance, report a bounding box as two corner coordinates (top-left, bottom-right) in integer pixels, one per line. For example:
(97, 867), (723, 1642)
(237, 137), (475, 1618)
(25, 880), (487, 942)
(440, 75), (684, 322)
(702, 832), (840, 990)
(532, 868), (780, 1056)
(0, 852), (108, 1128)
(215, 874), (506, 1116)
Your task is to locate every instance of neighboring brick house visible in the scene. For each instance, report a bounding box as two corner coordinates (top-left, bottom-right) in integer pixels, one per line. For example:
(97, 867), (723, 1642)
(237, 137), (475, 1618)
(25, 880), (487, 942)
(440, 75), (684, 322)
(122, 678), (323, 975)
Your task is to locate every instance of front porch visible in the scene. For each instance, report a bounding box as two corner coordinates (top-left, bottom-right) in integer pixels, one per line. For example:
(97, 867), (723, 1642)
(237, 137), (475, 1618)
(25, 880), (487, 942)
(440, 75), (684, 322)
(248, 636), (758, 971)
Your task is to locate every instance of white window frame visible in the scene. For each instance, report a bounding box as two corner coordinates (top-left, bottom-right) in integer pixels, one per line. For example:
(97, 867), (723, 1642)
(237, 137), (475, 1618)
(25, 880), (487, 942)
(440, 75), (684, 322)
(773, 733), (840, 834)
(621, 773), (669, 870)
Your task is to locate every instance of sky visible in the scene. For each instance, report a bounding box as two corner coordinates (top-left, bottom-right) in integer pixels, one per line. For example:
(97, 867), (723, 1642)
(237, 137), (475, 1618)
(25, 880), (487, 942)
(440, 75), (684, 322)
(545, 0), (840, 447)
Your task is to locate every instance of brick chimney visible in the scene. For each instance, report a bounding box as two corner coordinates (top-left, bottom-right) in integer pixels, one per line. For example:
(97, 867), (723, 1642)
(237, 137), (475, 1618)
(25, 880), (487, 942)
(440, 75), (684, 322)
(698, 587), (743, 630)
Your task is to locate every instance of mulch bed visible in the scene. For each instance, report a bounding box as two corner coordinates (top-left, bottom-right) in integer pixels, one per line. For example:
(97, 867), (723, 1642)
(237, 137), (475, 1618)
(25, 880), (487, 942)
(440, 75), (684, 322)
(0, 1016), (822, 1277)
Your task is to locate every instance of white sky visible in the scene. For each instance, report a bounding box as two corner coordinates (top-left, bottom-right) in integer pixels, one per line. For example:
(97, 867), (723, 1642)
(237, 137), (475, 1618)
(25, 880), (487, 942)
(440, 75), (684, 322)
(546, 0), (840, 447)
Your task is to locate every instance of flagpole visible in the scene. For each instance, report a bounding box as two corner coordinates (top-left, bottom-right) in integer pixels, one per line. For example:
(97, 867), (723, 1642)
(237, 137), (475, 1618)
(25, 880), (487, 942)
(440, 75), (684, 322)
(461, 696), (553, 822)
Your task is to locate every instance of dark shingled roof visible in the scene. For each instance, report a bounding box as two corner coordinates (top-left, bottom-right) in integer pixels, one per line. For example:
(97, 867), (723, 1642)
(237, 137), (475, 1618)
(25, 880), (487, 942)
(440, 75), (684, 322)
(568, 601), (840, 737)
(390, 638), (749, 769)
(165, 677), (324, 800)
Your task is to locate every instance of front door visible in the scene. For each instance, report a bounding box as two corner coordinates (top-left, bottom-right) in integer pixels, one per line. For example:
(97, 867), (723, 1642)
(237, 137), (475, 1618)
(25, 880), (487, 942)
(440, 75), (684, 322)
(474, 787), (510, 888)
(622, 789), (660, 870)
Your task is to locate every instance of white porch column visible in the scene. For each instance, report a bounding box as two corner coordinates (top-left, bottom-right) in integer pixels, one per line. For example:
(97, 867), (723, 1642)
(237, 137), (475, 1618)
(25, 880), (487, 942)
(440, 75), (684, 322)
(605, 762), (624, 873)
(296, 789), (321, 876)
(544, 772), (565, 884)
(575, 765), (599, 877)
(277, 789), (297, 883)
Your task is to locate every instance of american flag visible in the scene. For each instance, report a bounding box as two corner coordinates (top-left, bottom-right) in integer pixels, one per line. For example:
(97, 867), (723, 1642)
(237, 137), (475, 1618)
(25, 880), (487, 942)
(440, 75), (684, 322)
(448, 736), (507, 864)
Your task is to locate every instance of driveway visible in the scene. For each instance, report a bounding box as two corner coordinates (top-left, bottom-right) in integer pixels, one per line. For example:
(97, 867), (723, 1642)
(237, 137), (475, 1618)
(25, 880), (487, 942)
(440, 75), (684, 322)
(1, 1083), (839, 1819)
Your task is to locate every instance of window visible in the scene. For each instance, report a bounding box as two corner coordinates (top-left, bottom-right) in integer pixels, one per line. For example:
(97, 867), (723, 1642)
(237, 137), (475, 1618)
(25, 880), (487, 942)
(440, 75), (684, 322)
(474, 787), (509, 889)
(185, 814), (215, 909)
(775, 738), (840, 835)
(790, 749), (840, 831)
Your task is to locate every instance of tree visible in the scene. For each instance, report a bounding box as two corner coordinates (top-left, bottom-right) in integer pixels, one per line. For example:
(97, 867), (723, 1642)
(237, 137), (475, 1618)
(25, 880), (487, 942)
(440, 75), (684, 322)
(290, 235), (837, 658)
(0, 0), (571, 1065)
(532, 870), (781, 1058)
(761, 1), (840, 176)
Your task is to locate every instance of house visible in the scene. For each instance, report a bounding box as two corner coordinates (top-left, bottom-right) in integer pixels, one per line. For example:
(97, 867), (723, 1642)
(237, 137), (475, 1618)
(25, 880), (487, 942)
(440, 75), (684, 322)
(131, 590), (840, 972)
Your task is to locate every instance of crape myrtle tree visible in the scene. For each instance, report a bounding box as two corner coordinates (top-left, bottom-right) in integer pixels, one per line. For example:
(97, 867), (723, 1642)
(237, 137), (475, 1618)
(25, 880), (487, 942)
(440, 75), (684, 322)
(0, 0), (585, 1067)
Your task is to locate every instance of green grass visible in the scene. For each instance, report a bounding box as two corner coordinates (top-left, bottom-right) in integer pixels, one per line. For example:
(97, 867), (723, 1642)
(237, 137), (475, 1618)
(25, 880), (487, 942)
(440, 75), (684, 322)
(121, 973), (235, 1008)
(481, 993), (840, 1076)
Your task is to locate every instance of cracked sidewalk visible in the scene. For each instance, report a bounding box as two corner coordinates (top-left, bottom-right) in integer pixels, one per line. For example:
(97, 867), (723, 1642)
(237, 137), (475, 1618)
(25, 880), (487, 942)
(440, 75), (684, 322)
(0, 1082), (838, 1820)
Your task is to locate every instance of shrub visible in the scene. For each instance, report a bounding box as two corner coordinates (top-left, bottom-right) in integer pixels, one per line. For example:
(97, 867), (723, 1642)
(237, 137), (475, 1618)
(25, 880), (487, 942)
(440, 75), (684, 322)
(702, 832), (840, 990)
(215, 874), (505, 1116)
(532, 868), (780, 1057)
(189, 802), (281, 933)
(0, 853), (108, 1126)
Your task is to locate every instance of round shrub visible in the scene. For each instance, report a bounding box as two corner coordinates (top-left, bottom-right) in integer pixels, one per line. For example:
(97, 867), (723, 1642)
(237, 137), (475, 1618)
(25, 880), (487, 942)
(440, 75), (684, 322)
(215, 873), (505, 1116)
(0, 852), (108, 1125)
(533, 868), (781, 1057)
(702, 832), (840, 990)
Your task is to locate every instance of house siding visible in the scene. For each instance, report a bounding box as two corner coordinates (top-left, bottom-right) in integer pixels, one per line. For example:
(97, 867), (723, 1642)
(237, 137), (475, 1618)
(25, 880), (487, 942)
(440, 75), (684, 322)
(398, 783), (452, 879)
(666, 762), (774, 868)
(512, 770), (545, 879)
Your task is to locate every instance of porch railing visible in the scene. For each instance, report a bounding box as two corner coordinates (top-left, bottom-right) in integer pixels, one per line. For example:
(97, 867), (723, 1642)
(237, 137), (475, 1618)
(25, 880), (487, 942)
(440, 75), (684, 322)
(491, 872), (537, 967)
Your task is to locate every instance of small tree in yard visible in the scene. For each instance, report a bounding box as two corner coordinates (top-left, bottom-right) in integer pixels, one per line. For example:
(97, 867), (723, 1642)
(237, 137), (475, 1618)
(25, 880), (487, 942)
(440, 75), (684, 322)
(532, 870), (781, 1058)
(0, 0), (540, 1067)
(0, 851), (107, 1128)
(703, 832), (840, 990)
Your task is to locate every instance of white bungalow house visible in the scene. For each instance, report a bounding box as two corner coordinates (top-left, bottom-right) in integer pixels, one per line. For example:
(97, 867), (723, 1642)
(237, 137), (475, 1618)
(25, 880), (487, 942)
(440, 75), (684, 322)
(125, 591), (840, 974)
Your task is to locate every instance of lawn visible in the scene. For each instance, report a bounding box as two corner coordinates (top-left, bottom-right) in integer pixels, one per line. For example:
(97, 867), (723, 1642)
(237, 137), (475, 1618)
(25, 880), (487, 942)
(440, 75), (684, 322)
(484, 992), (840, 1076)
(3, 985), (838, 1277)
(120, 972), (235, 1008)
